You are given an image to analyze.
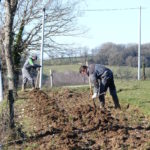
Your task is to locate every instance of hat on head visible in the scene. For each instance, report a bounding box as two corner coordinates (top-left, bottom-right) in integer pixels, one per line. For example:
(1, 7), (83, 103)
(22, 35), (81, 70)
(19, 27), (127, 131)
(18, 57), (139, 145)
(31, 55), (37, 60)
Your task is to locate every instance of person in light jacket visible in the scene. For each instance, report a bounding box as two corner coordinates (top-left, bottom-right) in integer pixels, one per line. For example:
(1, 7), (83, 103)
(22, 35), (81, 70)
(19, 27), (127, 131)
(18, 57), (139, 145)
(22, 55), (41, 91)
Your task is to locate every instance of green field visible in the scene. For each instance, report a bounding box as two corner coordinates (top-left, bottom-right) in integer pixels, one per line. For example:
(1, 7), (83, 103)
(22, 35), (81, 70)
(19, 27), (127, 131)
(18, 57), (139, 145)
(43, 64), (81, 74)
(115, 79), (150, 115)
(43, 64), (150, 79)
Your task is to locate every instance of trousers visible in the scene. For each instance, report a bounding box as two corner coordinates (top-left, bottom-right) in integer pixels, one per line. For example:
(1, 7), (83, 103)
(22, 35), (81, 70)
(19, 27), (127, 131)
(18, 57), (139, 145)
(98, 70), (120, 108)
(22, 68), (35, 88)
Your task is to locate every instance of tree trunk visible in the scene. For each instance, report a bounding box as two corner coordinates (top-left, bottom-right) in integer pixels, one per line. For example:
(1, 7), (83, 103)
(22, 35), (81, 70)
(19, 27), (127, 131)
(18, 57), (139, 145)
(4, 1), (14, 90)
(4, 0), (17, 128)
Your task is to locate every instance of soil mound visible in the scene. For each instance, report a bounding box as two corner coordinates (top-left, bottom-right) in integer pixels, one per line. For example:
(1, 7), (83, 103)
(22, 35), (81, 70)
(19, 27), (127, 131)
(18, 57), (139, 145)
(5, 89), (150, 150)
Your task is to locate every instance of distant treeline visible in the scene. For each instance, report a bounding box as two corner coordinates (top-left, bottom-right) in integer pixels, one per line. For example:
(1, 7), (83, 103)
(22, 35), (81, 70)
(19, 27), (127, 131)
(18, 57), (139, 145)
(90, 42), (150, 67)
(44, 57), (88, 65)
(44, 42), (150, 67)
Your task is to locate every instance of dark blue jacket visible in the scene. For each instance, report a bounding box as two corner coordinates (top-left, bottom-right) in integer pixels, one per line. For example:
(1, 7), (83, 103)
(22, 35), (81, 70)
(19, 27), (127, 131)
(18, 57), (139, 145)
(88, 64), (112, 93)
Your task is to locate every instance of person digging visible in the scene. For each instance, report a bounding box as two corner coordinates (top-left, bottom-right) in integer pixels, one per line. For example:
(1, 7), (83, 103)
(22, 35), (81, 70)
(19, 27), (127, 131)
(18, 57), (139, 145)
(22, 55), (41, 91)
(79, 64), (121, 109)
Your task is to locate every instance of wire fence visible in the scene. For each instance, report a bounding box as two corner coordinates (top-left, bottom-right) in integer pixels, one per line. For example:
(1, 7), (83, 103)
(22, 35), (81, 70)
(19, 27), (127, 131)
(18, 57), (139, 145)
(21, 70), (89, 88)
(1, 67), (150, 90)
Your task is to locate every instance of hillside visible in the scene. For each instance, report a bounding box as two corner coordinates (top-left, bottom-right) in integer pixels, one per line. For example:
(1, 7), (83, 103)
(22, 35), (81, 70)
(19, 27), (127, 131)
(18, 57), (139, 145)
(0, 88), (150, 150)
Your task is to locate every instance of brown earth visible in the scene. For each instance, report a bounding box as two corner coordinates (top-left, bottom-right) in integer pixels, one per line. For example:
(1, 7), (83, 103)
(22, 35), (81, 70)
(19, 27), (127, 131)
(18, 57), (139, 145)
(1, 88), (150, 150)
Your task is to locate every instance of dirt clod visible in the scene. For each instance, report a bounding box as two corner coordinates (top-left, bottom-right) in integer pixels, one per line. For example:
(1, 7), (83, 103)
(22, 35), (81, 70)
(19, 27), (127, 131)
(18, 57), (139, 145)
(3, 88), (150, 150)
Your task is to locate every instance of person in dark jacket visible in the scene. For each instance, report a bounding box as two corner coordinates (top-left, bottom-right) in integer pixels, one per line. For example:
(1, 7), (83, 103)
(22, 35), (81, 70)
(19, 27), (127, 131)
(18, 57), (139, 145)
(22, 55), (41, 91)
(79, 64), (121, 109)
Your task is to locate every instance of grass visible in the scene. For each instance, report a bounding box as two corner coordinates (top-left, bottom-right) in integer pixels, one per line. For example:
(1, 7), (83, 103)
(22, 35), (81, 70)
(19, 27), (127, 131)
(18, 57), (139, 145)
(0, 99), (8, 115)
(43, 64), (150, 79)
(115, 79), (150, 115)
(14, 95), (35, 137)
(43, 64), (80, 75)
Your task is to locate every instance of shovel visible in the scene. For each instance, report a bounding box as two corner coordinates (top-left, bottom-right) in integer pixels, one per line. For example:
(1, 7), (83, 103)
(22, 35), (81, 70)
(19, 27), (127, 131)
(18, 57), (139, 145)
(86, 61), (97, 115)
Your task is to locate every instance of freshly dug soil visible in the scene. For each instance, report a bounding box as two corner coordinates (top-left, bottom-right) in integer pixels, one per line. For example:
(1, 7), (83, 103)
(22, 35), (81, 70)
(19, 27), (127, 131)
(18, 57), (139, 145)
(2, 88), (150, 150)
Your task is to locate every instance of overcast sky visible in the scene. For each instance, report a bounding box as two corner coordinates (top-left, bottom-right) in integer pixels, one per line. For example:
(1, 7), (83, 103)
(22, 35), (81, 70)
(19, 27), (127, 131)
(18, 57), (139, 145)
(59, 0), (150, 49)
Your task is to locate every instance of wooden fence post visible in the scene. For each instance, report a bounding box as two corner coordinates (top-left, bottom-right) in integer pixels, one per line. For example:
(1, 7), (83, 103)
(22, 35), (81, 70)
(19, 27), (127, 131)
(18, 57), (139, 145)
(142, 62), (146, 80)
(50, 69), (53, 88)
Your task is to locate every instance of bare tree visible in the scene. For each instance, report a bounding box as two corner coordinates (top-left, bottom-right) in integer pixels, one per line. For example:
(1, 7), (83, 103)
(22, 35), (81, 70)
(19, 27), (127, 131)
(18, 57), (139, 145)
(0, 0), (84, 89)
(11, 0), (82, 53)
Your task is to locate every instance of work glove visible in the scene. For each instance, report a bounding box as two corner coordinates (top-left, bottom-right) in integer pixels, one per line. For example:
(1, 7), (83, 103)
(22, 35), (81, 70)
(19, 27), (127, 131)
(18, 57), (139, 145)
(92, 93), (97, 99)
